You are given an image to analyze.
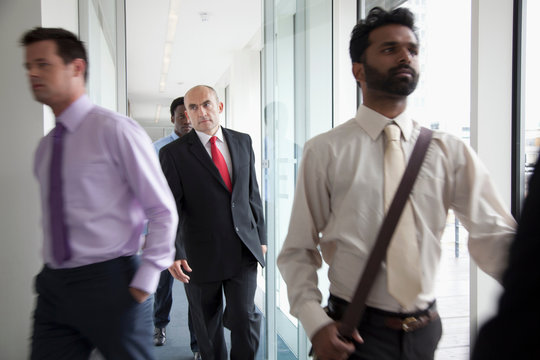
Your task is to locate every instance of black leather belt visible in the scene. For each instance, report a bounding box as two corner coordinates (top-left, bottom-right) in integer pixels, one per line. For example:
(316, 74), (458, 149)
(327, 294), (439, 333)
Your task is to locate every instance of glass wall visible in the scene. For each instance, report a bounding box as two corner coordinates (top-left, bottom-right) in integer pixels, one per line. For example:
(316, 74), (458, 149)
(263, 0), (473, 358)
(517, 0), (540, 202)
(79, 0), (127, 114)
(263, 0), (333, 358)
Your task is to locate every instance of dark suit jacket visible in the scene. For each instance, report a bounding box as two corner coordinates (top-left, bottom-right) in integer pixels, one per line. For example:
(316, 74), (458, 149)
(159, 128), (266, 283)
(471, 157), (540, 359)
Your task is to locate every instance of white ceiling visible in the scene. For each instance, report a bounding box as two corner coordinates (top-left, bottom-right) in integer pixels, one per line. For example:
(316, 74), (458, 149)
(126, 0), (262, 127)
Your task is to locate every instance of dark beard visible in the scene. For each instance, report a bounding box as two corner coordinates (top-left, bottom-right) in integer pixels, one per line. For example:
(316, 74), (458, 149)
(363, 62), (419, 96)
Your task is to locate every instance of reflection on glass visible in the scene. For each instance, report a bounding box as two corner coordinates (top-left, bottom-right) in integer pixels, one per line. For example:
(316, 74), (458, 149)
(264, 0), (333, 358)
(87, 0), (117, 111)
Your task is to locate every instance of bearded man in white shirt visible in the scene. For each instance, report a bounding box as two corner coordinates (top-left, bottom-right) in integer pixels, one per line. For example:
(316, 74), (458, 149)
(277, 7), (516, 360)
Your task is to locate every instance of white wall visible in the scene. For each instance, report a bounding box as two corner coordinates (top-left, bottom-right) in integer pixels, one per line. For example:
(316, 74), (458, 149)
(333, 0), (358, 126)
(219, 49), (263, 186)
(0, 1), (79, 358)
(470, 0), (514, 341)
(0, 1), (44, 359)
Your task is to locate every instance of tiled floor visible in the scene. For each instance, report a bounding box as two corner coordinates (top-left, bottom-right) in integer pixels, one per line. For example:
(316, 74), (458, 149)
(434, 223), (470, 360)
(149, 218), (472, 360)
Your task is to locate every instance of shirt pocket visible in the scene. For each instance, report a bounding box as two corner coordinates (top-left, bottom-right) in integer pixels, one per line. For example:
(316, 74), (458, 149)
(64, 162), (123, 211)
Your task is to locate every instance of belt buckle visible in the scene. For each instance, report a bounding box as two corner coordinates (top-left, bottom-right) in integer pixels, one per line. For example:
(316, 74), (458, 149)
(402, 316), (419, 332)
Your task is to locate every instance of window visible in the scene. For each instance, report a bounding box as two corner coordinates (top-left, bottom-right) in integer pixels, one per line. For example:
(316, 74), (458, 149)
(515, 0), (540, 207)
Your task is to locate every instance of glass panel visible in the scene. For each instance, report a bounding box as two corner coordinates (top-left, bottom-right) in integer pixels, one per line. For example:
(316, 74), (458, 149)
(522, 0), (540, 197)
(264, 0), (333, 358)
(84, 0), (118, 111)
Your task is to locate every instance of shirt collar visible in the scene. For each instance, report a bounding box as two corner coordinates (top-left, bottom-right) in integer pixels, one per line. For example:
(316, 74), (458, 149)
(55, 94), (93, 133)
(355, 104), (413, 142)
(169, 131), (179, 141)
(195, 126), (224, 145)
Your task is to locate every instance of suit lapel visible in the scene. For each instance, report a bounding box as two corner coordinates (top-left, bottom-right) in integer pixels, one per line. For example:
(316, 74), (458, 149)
(223, 128), (239, 189)
(188, 129), (236, 192)
(187, 130), (226, 188)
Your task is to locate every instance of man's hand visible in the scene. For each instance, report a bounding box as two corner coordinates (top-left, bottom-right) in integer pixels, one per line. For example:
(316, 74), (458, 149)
(311, 322), (363, 360)
(168, 259), (192, 283)
(129, 287), (150, 303)
(261, 245), (267, 255)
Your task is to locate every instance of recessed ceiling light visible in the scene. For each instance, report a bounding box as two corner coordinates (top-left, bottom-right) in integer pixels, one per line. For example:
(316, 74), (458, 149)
(154, 104), (162, 124)
(199, 12), (209, 22)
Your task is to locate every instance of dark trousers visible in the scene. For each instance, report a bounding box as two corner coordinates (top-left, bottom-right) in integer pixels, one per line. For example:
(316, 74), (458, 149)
(328, 295), (442, 360)
(31, 256), (155, 360)
(153, 269), (174, 328)
(185, 259), (261, 360)
(152, 269), (199, 352)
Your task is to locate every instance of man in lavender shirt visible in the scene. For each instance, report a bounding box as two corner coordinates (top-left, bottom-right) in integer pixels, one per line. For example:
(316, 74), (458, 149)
(22, 27), (178, 360)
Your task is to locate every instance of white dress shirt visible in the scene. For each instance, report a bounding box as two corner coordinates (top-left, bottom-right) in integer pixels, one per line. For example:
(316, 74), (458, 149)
(195, 126), (233, 178)
(276, 104), (516, 339)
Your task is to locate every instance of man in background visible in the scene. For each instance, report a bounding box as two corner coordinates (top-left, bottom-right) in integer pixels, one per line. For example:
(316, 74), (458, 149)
(160, 85), (266, 359)
(152, 96), (200, 359)
(22, 27), (177, 360)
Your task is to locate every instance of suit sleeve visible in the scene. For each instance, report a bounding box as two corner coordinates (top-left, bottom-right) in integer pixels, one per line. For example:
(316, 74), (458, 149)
(159, 145), (187, 260)
(247, 135), (267, 245)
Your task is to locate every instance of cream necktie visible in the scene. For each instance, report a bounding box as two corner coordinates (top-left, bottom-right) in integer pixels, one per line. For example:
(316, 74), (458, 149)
(384, 124), (422, 310)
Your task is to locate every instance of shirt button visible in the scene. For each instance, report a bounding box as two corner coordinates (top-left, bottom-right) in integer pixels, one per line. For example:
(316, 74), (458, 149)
(235, 227), (239, 232)
(232, 202), (235, 207)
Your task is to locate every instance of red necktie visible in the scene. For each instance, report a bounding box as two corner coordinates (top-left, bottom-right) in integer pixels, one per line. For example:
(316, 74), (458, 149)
(210, 136), (232, 191)
(49, 123), (71, 264)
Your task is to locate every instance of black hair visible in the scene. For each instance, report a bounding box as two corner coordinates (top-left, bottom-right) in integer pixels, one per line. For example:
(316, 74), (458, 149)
(170, 96), (185, 117)
(21, 27), (88, 81)
(349, 7), (418, 63)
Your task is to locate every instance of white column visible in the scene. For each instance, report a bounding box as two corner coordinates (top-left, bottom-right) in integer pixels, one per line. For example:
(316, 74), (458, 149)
(0, 1), (44, 359)
(470, 0), (514, 343)
(333, 0), (358, 126)
(0, 1), (79, 358)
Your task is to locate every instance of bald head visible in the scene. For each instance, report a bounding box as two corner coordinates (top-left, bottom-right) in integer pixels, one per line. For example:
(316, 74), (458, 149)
(184, 85), (223, 136)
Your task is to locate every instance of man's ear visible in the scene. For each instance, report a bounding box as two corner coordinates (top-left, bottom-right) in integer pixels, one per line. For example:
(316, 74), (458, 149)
(352, 62), (364, 83)
(72, 58), (86, 79)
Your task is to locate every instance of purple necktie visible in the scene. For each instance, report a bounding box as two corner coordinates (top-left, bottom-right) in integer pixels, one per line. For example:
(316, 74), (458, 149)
(49, 123), (70, 264)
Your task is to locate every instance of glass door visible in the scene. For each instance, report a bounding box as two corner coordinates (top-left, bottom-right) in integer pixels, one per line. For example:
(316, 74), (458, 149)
(263, 0), (333, 358)
(79, 0), (127, 114)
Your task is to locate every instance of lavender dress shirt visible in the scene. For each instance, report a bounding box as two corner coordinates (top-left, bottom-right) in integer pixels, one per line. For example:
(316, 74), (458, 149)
(34, 95), (178, 294)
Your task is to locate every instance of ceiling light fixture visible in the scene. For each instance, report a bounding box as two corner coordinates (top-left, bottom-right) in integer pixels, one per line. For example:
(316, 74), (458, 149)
(154, 104), (162, 124)
(159, 0), (180, 92)
(199, 12), (209, 22)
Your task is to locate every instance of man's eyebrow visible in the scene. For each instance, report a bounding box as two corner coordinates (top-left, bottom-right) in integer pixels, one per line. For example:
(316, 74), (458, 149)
(379, 41), (398, 47)
(26, 57), (48, 63)
(379, 41), (418, 48)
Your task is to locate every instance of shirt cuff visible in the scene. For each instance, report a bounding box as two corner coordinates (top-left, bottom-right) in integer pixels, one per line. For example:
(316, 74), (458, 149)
(129, 261), (161, 295)
(297, 301), (334, 339)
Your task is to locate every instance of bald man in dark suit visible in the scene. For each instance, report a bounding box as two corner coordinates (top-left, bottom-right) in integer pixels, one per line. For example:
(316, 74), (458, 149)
(159, 85), (266, 360)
